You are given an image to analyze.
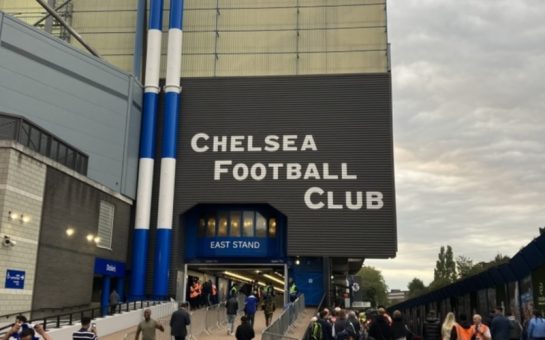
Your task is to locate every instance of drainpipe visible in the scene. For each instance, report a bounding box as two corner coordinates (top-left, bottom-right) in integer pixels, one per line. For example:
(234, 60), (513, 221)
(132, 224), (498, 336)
(152, 0), (184, 298)
(130, 0), (164, 300)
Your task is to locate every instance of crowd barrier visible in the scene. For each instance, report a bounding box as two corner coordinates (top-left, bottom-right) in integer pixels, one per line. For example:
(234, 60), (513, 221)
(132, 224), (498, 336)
(262, 295), (305, 340)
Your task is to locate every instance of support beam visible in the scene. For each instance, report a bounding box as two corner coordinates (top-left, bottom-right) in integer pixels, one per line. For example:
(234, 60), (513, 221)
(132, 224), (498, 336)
(34, 0), (101, 58)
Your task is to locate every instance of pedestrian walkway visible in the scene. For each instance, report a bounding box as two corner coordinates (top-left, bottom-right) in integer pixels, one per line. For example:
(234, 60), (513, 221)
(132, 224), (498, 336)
(101, 307), (313, 340)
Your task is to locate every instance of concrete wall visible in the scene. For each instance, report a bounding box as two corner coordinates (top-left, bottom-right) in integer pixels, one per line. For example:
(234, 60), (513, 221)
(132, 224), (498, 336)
(0, 147), (46, 316)
(33, 167), (132, 310)
(0, 13), (142, 198)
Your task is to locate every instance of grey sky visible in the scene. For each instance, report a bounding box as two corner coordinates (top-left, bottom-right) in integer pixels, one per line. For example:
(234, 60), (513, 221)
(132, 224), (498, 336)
(366, 0), (545, 290)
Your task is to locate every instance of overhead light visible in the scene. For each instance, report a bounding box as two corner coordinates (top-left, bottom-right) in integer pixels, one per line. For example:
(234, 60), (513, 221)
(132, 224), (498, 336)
(66, 228), (75, 237)
(224, 271), (253, 283)
(94, 236), (101, 244)
(263, 273), (284, 285)
(21, 214), (30, 223)
(295, 258), (301, 266)
(86, 234), (94, 242)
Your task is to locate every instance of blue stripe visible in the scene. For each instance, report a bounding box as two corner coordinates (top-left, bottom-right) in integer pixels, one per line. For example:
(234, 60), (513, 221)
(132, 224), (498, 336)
(161, 92), (180, 158)
(139, 92), (158, 158)
(149, 0), (164, 30)
(169, 0), (184, 29)
(153, 229), (172, 298)
(130, 229), (149, 299)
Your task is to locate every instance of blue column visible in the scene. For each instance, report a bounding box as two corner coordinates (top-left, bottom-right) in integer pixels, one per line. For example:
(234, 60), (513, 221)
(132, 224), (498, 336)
(101, 276), (111, 317)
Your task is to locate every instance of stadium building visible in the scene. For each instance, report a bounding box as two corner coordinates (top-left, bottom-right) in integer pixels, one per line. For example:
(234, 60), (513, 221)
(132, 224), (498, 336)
(0, 0), (396, 316)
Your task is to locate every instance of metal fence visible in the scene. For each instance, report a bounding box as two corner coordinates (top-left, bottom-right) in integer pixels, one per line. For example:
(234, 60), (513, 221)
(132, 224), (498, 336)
(123, 296), (245, 340)
(262, 295), (305, 340)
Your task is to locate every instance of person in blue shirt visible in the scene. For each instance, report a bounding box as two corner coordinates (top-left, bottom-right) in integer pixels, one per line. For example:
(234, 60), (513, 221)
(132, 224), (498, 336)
(491, 307), (512, 340)
(244, 291), (259, 328)
(528, 311), (545, 340)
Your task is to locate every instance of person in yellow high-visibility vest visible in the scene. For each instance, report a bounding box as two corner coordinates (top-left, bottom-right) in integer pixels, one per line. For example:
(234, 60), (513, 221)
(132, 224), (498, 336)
(288, 279), (298, 302)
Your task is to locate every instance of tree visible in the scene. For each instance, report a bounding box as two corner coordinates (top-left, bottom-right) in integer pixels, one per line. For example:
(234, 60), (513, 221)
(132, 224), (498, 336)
(356, 266), (388, 307)
(407, 277), (427, 298)
(456, 255), (474, 279)
(430, 245), (457, 289)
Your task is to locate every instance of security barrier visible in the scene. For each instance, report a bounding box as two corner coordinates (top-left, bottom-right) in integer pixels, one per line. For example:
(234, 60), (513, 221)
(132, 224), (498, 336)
(262, 295), (305, 340)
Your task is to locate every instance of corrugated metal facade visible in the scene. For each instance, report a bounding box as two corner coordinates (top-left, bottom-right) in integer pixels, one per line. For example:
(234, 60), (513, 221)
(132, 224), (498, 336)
(0, 13), (141, 198)
(0, 0), (388, 76)
(170, 73), (396, 259)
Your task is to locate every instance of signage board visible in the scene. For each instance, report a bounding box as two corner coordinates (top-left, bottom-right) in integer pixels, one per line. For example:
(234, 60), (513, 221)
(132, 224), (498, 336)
(5, 269), (25, 289)
(94, 258), (125, 277)
(175, 74), (397, 258)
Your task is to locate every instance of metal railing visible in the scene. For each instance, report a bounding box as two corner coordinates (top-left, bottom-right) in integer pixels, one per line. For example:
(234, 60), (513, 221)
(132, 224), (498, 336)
(262, 295), (305, 340)
(0, 300), (166, 336)
(123, 299), (240, 340)
(0, 112), (88, 174)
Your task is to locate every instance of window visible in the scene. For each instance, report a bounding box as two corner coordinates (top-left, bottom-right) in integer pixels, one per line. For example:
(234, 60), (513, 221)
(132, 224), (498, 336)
(268, 218), (277, 238)
(198, 218), (206, 237)
(229, 211), (241, 237)
(97, 201), (115, 249)
(206, 216), (216, 237)
(218, 212), (228, 237)
(256, 213), (267, 237)
(242, 211), (254, 237)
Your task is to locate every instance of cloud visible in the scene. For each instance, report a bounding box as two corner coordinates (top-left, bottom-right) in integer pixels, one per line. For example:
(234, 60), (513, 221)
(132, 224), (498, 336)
(369, 0), (545, 290)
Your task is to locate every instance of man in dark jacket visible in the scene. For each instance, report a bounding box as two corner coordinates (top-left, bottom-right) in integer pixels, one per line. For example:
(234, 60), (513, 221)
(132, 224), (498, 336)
(369, 309), (392, 340)
(491, 307), (512, 340)
(236, 316), (255, 340)
(423, 310), (441, 340)
(170, 302), (191, 340)
(226, 295), (239, 335)
(318, 309), (334, 340)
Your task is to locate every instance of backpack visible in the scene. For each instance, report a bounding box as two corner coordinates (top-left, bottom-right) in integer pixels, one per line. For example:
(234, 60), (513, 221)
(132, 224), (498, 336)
(311, 321), (324, 340)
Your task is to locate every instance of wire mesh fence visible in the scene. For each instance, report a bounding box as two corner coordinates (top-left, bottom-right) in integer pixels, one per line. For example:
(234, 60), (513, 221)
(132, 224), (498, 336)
(262, 294), (305, 340)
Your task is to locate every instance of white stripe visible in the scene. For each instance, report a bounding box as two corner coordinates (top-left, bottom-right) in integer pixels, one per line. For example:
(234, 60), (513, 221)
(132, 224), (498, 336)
(165, 29), (182, 92)
(135, 159), (154, 229)
(144, 29), (162, 89)
(0, 184), (43, 202)
(157, 158), (176, 229)
(8, 235), (39, 245)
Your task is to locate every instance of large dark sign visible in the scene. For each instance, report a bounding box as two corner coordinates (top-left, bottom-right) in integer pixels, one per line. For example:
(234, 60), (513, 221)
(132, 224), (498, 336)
(175, 74), (397, 258)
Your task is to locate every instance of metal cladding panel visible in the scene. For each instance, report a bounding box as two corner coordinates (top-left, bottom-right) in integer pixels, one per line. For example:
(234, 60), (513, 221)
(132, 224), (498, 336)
(173, 73), (396, 258)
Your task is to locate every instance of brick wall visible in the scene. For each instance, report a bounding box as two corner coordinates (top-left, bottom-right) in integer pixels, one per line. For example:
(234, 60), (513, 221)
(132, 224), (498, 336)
(0, 148), (46, 316)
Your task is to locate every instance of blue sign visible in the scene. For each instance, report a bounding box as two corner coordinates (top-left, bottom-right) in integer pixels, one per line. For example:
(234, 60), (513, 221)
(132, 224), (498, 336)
(200, 237), (268, 257)
(94, 258), (126, 277)
(5, 270), (25, 289)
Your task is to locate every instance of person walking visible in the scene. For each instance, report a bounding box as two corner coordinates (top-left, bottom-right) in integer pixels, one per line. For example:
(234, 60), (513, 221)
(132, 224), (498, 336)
(235, 316), (255, 340)
(226, 295), (239, 335)
(109, 289), (120, 315)
(72, 317), (98, 340)
(423, 311), (441, 340)
(491, 307), (511, 340)
(506, 313), (522, 340)
(263, 294), (276, 327)
(369, 308), (392, 340)
(289, 279), (298, 303)
(170, 302), (191, 340)
(135, 309), (164, 340)
(391, 310), (409, 340)
(472, 314), (491, 340)
(244, 291), (259, 327)
(441, 312), (458, 340)
(527, 311), (545, 340)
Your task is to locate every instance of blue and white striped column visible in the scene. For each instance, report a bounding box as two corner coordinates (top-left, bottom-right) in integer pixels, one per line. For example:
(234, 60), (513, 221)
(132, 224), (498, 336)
(152, 0), (184, 298)
(130, 0), (164, 300)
